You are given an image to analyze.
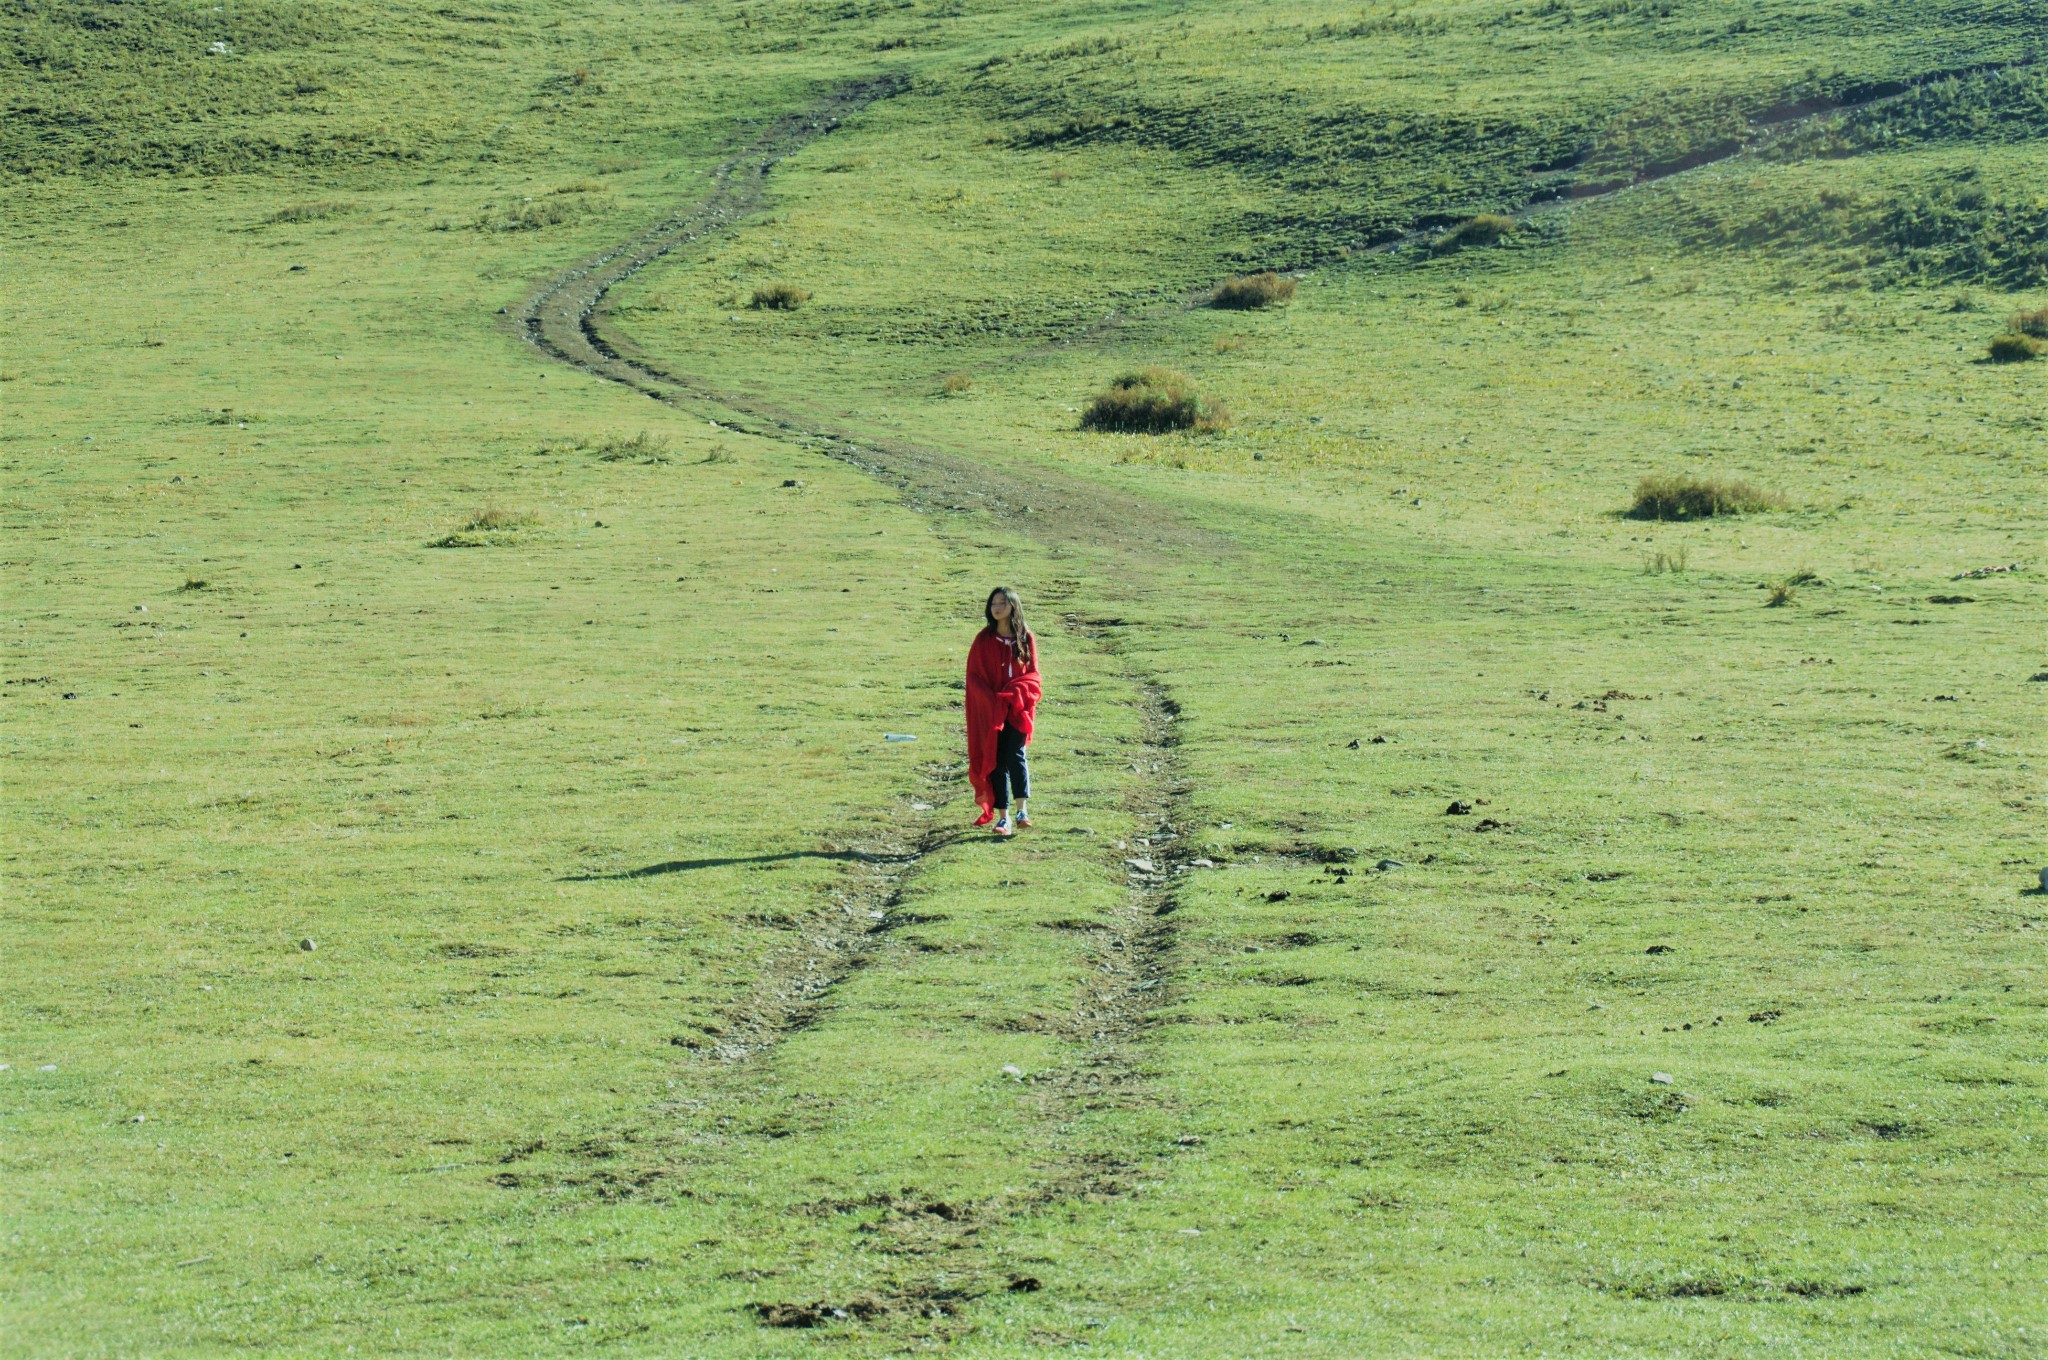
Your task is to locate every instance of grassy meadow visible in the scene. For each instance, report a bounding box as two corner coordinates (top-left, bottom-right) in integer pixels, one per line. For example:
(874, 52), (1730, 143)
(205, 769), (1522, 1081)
(4, 0), (2044, 1355)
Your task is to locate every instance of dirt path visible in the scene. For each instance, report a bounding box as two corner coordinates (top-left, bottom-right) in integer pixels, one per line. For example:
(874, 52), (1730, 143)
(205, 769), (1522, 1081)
(515, 79), (1206, 1337)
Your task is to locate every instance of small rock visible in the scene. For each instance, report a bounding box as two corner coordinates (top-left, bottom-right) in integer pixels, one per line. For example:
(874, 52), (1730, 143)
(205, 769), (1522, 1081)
(1651, 1073), (1674, 1086)
(910, 801), (933, 811)
(1178, 1227), (1201, 1236)
(1174, 1134), (1203, 1146)
(39, 1064), (57, 1071)
(1001, 1064), (1023, 1079)
(1472, 817), (1504, 832)
(1265, 890), (1290, 902)
(1006, 1275), (1043, 1293)
(2038, 866), (2048, 892)
(299, 937), (317, 952)
(130, 1114), (146, 1123)
(135, 604), (147, 612)
(1645, 944), (1674, 955)
(62, 692), (76, 700)
(782, 478), (802, 488)
(1445, 800), (1472, 816)
(1067, 826), (1094, 836)
(1189, 857), (1216, 869)
(1301, 638), (1324, 647)
(1374, 859), (1403, 871)
(1346, 738), (1360, 749)
(1587, 1002), (1604, 1011)
(1124, 858), (1156, 874)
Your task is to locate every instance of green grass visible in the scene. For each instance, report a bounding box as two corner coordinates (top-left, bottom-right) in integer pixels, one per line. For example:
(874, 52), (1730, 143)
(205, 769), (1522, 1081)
(5, 0), (2045, 1355)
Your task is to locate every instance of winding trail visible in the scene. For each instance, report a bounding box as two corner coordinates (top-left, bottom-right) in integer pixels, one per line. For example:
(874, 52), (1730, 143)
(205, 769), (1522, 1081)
(515, 78), (1206, 1335)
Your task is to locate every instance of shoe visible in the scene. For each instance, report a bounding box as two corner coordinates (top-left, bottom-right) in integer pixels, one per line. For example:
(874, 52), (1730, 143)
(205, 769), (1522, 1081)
(973, 810), (994, 827)
(992, 818), (1014, 837)
(1015, 815), (1033, 829)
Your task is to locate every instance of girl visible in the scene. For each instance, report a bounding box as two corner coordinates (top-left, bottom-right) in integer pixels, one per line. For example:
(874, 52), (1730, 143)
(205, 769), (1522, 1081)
(965, 586), (1042, 836)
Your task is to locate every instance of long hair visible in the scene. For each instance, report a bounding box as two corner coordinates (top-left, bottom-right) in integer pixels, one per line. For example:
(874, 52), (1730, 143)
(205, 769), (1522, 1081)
(984, 586), (1035, 670)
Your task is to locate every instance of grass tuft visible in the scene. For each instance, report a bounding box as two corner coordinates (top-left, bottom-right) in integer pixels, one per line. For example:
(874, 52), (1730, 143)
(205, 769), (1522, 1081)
(1433, 213), (1518, 252)
(750, 283), (809, 310)
(1627, 474), (1784, 521)
(592, 431), (674, 463)
(939, 372), (974, 395)
(1210, 271), (1296, 310)
(2007, 305), (2048, 338)
(266, 201), (351, 224)
(462, 506), (540, 532)
(1987, 331), (2042, 362)
(1080, 366), (1230, 434)
(1766, 580), (1799, 607)
(1642, 547), (1689, 574)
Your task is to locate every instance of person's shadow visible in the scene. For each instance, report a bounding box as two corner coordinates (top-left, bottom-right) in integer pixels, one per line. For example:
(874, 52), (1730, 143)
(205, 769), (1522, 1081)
(560, 849), (904, 882)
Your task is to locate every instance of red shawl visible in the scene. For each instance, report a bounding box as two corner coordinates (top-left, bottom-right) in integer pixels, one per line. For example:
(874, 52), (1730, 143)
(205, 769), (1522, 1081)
(965, 626), (1042, 815)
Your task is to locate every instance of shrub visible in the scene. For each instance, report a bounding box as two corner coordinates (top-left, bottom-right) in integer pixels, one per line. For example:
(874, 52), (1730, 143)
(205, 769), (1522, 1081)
(1432, 213), (1518, 252)
(750, 283), (809, 310)
(1766, 580), (1798, 607)
(1210, 271), (1296, 310)
(592, 431), (673, 462)
(939, 372), (973, 395)
(1627, 474), (1784, 521)
(2011, 306), (2048, 338)
(1080, 367), (1229, 434)
(1987, 332), (2043, 362)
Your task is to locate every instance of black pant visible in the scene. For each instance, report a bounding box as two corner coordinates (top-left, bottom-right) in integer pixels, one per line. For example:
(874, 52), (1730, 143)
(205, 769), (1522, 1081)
(991, 725), (1030, 808)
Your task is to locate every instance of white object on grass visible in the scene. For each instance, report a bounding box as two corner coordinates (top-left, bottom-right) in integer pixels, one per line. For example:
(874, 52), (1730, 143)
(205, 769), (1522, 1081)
(883, 734), (917, 742)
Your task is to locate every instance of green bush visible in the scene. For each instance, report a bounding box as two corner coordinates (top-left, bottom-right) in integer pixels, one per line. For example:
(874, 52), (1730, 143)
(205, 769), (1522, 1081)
(1627, 474), (1784, 521)
(1987, 331), (2042, 362)
(1210, 271), (1296, 309)
(750, 283), (809, 310)
(1080, 367), (1230, 434)
(1432, 213), (1518, 252)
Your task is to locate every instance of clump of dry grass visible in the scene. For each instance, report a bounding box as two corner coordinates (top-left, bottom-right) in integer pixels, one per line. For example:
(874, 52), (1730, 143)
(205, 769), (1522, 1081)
(1766, 580), (1799, 607)
(750, 283), (809, 310)
(1987, 332), (2042, 362)
(1627, 474), (1784, 521)
(939, 372), (974, 395)
(463, 506), (540, 531)
(1079, 367), (1230, 434)
(1642, 547), (1689, 574)
(1210, 271), (1296, 310)
(2010, 306), (2048, 338)
(266, 201), (351, 224)
(1432, 213), (1518, 252)
(592, 431), (674, 463)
